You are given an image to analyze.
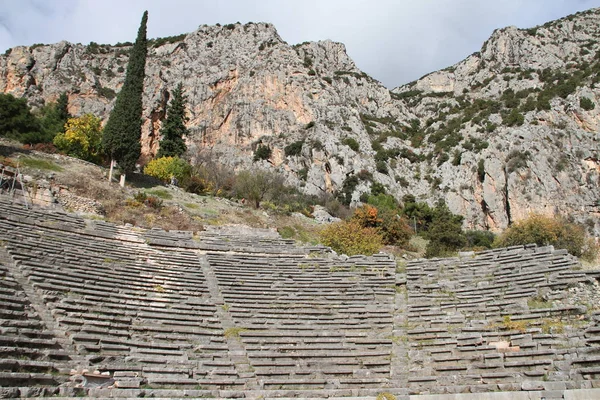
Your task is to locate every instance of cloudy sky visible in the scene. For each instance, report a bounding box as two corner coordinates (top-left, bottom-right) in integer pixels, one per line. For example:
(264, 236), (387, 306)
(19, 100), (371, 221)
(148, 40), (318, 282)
(1, 0), (600, 88)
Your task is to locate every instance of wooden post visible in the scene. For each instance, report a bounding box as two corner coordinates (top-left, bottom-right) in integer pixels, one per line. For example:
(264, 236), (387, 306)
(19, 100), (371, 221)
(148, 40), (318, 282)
(108, 159), (115, 183)
(119, 174), (126, 187)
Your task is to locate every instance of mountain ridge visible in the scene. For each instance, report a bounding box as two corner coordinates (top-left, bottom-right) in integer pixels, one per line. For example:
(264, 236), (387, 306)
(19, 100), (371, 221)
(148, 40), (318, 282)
(1, 9), (600, 233)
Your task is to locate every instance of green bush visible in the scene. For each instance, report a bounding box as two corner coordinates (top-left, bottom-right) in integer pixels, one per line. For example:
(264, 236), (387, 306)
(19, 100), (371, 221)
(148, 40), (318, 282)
(494, 214), (596, 259)
(402, 199), (465, 257)
(376, 160), (388, 174)
(0, 93), (43, 143)
(342, 137), (359, 152)
(424, 206), (466, 258)
(366, 193), (398, 212)
(477, 159), (486, 182)
(297, 167), (308, 181)
(452, 150), (462, 166)
(580, 97), (596, 111)
(337, 175), (359, 206)
(133, 191), (163, 209)
(502, 109), (525, 127)
(397, 176), (409, 187)
(465, 230), (495, 249)
(320, 220), (382, 256)
(284, 140), (304, 157)
(253, 144), (272, 161)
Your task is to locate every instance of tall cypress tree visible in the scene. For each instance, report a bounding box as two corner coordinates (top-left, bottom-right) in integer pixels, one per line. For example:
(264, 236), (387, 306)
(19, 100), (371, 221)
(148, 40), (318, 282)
(102, 11), (148, 174)
(156, 83), (189, 158)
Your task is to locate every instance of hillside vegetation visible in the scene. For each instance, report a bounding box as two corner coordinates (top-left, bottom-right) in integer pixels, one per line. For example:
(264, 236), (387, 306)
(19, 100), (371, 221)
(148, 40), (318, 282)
(1, 9), (600, 261)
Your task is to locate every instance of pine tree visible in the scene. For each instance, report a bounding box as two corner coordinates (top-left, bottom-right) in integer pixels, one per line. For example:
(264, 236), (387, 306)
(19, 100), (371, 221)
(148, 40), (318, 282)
(102, 11), (148, 175)
(156, 83), (189, 158)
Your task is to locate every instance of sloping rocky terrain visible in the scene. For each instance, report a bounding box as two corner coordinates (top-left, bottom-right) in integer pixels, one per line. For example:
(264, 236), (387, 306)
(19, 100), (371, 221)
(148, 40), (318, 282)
(1, 195), (600, 399)
(1, 9), (600, 231)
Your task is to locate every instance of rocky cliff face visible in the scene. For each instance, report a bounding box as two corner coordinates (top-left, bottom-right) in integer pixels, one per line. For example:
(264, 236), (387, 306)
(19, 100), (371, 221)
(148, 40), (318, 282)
(2, 10), (600, 233)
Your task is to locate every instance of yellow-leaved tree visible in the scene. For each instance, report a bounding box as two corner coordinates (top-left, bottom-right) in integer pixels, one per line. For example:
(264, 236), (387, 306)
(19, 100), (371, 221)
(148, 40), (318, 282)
(143, 156), (191, 183)
(320, 220), (383, 256)
(53, 114), (103, 163)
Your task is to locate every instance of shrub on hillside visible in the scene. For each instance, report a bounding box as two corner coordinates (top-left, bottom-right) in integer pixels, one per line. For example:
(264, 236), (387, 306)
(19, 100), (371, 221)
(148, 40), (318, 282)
(366, 193), (399, 212)
(284, 140), (304, 157)
(53, 114), (103, 163)
(233, 170), (284, 208)
(132, 191), (163, 209)
(320, 220), (382, 256)
(253, 144), (272, 161)
(183, 175), (213, 195)
(465, 230), (495, 250)
(143, 156), (191, 183)
(352, 204), (382, 228)
(378, 209), (413, 247)
(580, 97), (596, 111)
(424, 214), (467, 258)
(418, 200), (466, 258)
(352, 204), (412, 247)
(494, 214), (597, 260)
(342, 137), (360, 152)
(0, 93), (43, 143)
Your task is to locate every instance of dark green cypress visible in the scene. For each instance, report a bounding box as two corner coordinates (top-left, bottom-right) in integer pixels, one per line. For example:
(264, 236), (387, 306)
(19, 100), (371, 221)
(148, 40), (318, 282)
(102, 11), (148, 173)
(156, 83), (189, 158)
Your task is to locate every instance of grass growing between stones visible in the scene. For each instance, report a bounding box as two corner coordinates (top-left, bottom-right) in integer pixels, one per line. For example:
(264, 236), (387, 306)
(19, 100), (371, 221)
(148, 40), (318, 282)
(277, 223), (319, 244)
(501, 316), (531, 333)
(224, 327), (248, 338)
(527, 295), (553, 309)
(146, 188), (173, 200)
(540, 317), (565, 334)
(19, 157), (63, 172)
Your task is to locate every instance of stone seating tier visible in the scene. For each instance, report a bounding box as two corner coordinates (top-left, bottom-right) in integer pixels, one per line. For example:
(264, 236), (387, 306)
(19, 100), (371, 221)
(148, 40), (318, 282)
(1, 196), (600, 397)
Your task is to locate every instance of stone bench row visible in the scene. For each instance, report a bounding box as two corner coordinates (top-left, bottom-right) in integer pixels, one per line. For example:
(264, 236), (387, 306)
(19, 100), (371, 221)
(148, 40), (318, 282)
(22, 263), (211, 301)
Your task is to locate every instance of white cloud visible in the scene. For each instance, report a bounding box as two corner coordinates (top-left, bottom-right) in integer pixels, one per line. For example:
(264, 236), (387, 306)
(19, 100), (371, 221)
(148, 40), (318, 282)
(1, 0), (600, 87)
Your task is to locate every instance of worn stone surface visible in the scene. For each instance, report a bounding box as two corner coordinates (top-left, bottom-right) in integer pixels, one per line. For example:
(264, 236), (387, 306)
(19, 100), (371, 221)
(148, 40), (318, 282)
(0, 197), (600, 397)
(2, 11), (600, 231)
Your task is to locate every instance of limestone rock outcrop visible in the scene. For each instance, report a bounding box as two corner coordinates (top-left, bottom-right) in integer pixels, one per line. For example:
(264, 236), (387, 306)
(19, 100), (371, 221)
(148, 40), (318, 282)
(2, 9), (600, 232)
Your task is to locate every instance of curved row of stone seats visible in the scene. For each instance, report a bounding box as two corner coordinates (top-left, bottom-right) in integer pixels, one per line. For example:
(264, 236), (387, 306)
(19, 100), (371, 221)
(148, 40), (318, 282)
(0, 210), (242, 390)
(208, 252), (397, 390)
(404, 245), (600, 395)
(141, 225), (328, 254)
(196, 225), (326, 254)
(0, 196), (87, 233)
(0, 262), (70, 389)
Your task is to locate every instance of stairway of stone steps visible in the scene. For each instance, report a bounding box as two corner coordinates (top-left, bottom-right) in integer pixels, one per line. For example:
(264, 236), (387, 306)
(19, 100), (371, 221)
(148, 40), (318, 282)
(0, 256), (72, 391)
(198, 253), (259, 390)
(206, 251), (397, 391)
